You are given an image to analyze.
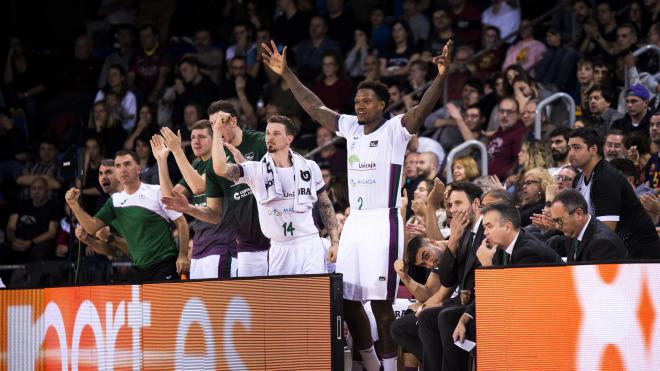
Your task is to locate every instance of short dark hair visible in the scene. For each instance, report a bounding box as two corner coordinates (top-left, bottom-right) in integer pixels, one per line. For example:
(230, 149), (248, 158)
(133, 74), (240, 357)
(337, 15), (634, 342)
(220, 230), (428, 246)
(618, 22), (639, 38)
(115, 149), (139, 164)
(464, 78), (484, 95)
(481, 201), (521, 230)
(39, 137), (58, 148)
(108, 64), (126, 75)
(448, 181), (483, 204)
(549, 126), (572, 141)
(140, 24), (157, 35)
(100, 158), (115, 167)
(178, 56), (200, 69)
(268, 115), (298, 136)
(569, 127), (603, 157)
(191, 119), (213, 135)
(610, 158), (637, 178)
(207, 100), (238, 117)
(406, 237), (428, 265)
(606, 129), (624, 137)
(624, 131), (650, 155)
(587, 84), (613, 104)
(551, 189), (589, 213)
(356, 80), (390, 104)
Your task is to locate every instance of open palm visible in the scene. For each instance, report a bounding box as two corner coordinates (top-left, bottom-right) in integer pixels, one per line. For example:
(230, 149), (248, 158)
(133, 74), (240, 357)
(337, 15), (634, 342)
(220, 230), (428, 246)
(150, 134), (170, 161)
(261, 40), (288, 76)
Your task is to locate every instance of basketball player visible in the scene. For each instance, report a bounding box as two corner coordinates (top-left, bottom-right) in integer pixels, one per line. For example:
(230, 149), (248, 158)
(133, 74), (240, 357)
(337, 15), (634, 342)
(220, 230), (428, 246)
(213, 114), (339, 275)
(261, 39), (453, 370)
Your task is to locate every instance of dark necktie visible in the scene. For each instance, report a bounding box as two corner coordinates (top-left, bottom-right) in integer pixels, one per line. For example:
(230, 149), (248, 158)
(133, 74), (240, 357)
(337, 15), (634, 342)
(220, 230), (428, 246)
(573, 239), (581, 261)
(502, 251), (510, 265)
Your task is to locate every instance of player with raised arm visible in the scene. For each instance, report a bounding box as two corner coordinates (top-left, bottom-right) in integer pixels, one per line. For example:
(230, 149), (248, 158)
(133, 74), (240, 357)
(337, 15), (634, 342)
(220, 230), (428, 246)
(65, 150), (190, 282)
(152, 120), (236, 279)
(261, 38), (453, 371)
(213, 113), (339, 275)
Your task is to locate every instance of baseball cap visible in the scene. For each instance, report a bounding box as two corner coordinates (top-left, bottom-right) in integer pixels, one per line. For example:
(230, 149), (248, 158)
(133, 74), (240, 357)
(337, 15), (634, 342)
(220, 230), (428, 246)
(626, 84), (651, 101)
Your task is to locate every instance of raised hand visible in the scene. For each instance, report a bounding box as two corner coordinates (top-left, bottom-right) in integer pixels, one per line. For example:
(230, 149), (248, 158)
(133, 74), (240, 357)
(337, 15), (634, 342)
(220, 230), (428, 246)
(393, 259), (408, 280)
(261, 40), (288, 76)
(446, 102), (462, 121)
(160, 127), (182, 152)
(427, 177), (446, 209)
(161, 191), (190, 213)
(65, 188), (81, 206)
(212, 112), (232, 132)
(432, 39), (453, 78)
(150, 134), (170, 162)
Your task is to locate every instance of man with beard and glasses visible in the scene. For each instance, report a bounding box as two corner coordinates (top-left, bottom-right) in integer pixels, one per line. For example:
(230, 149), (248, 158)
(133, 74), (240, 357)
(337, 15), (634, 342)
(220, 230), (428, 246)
(261, 38), (453, 371)
(549, 127), (571, 168)
(604, 129), (626, 162)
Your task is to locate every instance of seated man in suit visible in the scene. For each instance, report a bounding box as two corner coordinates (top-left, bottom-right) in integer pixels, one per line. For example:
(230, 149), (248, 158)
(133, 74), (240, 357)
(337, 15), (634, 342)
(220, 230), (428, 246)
(391, 237), (454, 363)
(549, 189), (628, 262)
(451, 202), (562, 354)
(393, 187), (513, 371)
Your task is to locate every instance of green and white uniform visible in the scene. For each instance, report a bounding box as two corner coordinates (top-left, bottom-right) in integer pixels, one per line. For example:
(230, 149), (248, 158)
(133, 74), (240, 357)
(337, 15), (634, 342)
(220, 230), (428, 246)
(95, 183), (181, 269)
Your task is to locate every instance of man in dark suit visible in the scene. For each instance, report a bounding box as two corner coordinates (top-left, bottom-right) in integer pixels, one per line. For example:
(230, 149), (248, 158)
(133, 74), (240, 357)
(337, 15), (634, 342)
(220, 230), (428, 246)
(550, 189), (628, 262)
(397, 187), (514, 371)
(450, 201), (562, 367)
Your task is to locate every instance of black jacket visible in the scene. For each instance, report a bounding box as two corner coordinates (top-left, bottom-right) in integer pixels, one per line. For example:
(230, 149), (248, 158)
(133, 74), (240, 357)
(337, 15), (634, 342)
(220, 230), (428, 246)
(465, 230), (562, 317)
(564, 216), (628, 262)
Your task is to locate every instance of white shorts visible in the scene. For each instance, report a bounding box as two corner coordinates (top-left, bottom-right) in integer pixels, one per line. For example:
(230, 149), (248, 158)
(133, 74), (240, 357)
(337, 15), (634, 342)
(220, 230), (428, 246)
(189, 253), (231, 279)
(335, 208), (403, 301)
(268, 234), (327, 276)
(236, 250), (269, 277)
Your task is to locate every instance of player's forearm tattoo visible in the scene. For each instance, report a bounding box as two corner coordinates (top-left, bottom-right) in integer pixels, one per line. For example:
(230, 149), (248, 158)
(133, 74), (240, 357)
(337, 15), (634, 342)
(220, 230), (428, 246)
(225, 164), (242, 182)
(317, 191), (339, 243)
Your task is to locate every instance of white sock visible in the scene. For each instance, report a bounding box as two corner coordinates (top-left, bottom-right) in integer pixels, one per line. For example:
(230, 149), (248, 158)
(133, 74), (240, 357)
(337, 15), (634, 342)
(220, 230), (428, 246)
(382, 356), (398, 371)
(358, 345), (381, 371)
(351, 360), (364, 371)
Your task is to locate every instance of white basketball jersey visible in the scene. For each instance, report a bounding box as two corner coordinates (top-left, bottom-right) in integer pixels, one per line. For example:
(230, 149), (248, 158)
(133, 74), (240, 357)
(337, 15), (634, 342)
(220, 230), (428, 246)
(337, 114), (412, 210)
(239, 162), (324, 242)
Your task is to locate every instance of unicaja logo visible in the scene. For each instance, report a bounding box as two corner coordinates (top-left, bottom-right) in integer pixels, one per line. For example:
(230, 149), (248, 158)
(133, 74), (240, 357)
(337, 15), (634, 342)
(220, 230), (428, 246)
(348, 154), (376, 170)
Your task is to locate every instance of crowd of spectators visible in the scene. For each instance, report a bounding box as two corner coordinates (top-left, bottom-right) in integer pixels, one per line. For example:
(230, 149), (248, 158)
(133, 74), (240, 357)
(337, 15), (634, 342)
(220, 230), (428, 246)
(2, 0), (660, 368)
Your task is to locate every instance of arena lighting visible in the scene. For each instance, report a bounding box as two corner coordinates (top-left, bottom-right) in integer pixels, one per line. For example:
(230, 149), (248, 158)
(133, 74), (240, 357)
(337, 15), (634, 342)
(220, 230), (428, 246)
(0, 275), (344, 371)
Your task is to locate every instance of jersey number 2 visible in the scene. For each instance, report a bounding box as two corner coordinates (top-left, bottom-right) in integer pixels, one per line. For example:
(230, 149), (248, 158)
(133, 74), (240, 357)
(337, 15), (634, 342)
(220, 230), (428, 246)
(282, 222), (295, 236)
(357, 196), (364, 210)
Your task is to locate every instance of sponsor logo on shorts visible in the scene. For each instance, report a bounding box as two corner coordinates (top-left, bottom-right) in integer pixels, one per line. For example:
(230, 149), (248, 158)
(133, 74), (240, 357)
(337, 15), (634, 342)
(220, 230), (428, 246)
(379, 276), (386, 281)
(370, 140), (378, 147)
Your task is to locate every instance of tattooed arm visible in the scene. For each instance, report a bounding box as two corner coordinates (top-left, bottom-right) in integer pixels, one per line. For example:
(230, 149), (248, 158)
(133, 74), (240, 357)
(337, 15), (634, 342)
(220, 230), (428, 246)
(317, 190), (340, 262)
(261, 41), (340, 132)
(211, 113), (245, 182)
(402, 39), (453, 135)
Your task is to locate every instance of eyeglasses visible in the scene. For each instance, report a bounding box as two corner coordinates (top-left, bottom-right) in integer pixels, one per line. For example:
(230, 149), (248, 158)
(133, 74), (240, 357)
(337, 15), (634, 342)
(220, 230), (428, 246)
(522, 179), (539, 187)
(551, 208), (580, 227)
(554, 175), (574, 183)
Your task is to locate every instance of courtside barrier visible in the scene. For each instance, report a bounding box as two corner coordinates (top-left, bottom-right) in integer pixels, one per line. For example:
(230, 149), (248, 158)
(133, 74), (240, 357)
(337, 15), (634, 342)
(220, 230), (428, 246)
(475, 263), (660, 370)
(0, 274), (344, 370)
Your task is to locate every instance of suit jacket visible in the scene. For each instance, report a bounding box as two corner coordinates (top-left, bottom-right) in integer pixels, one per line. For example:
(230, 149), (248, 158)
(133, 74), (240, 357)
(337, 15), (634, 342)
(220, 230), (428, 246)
(438, 221), (485, 294)
(565, 217), (628, 262)
(466, 230), (562, 317)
